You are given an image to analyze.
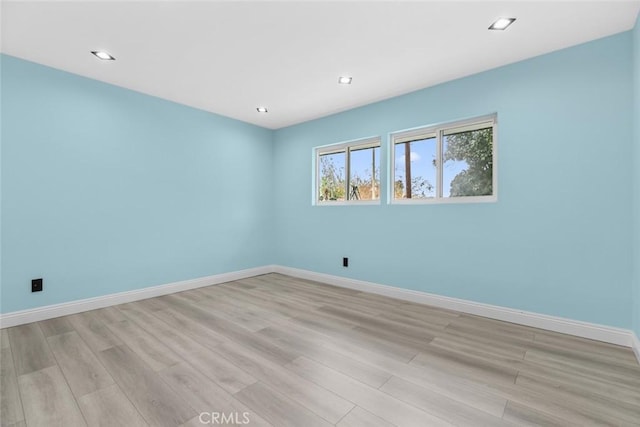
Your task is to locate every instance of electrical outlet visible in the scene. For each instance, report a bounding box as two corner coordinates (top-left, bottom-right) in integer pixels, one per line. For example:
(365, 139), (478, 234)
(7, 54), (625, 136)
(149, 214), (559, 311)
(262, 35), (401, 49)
(32, 278), (43, 292)
(343, 257), (349, 267)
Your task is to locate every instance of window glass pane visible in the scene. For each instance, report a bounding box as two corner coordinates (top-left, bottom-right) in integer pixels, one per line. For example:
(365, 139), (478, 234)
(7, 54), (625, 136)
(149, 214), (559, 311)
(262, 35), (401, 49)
(349, 146), (380, 200)
(442, 126), (493, 197)
(394, 137), (436, 199)
(318, 152), (346, 201)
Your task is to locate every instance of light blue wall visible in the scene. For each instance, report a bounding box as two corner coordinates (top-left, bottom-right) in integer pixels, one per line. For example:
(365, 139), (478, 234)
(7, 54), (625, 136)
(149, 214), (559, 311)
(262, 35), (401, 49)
(2, 30), (637, 331)
(1, 55), (274, 313)
(633, 15), (640, 337)
(273, 33), (634, 328)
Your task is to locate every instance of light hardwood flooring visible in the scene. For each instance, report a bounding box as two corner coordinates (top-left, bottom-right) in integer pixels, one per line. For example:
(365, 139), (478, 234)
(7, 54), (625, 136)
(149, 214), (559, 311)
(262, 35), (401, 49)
(1, 273), (640, 426)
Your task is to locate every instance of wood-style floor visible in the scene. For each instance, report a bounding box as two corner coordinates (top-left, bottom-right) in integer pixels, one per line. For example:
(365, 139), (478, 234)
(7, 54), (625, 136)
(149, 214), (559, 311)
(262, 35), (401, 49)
(1, 273), (640, 427)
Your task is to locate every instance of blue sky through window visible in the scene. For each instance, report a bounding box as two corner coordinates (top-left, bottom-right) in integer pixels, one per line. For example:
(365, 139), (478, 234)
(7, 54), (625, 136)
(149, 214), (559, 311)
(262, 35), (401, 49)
(394, 137), (436, 198)
(393, 137), (469, 198)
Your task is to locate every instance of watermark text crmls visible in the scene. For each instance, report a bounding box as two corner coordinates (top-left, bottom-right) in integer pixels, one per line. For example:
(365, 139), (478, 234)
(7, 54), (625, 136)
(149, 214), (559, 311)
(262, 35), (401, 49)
(199, 411), (251, 425)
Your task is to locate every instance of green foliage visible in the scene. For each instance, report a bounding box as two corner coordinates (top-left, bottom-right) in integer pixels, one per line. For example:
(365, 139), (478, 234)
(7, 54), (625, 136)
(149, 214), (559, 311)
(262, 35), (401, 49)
(393, 175), (434, 199)
(444, 128), (493, 197)
(320, 150), (380, 201)
(351, 165), (380, 200)
(394, 142), (434, 199)
(319, 155), (345, 201)
(394, 179), (404, 199)
(411, 176), (434, 197)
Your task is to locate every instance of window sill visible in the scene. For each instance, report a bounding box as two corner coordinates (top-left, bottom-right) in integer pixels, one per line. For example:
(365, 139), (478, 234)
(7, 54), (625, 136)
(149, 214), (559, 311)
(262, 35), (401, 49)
(314, 200), (381, 206)
(390, 195), (497, 205)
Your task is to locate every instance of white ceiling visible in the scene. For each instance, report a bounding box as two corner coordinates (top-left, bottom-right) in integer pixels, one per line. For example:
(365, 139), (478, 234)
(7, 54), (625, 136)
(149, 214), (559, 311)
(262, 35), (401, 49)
(2, 1), (639, 129)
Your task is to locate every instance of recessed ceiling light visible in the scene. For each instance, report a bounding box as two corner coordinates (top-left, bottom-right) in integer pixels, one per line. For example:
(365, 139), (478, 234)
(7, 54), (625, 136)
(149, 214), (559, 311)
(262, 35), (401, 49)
(91, 50), (115, 60)
(489, 17), (516, 30)
(338, 76), (353, 85)
(256, 107), (268, 113)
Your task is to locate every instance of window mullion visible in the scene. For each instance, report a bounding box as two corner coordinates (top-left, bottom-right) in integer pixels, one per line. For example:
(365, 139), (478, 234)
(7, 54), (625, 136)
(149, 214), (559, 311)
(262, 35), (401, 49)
(371, 147), (376, 200)
(316, 151), (320, 203)
(436, 129), (442, 199)
(345, 148), (351, 200)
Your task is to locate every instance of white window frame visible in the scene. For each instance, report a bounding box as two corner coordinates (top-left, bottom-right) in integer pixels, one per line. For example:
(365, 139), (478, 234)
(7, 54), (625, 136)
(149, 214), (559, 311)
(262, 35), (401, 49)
(314, 136), (381, 206)
(389, 114), (497, 204)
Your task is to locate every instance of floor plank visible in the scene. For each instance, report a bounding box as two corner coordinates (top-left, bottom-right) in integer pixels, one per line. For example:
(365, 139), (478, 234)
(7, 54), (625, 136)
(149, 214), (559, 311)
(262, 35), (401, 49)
(196, 297), (273, 332)
(158, 362), (271, 426)
(1, 328), (9, 349)
(91, 307), (128, 325)
(501, 401), (571, 427)
(117, 303), (258, 394)
(234, 382), (332, 427)
(150, 308), (229, 349)
(105, 319), (181, 371)
(286, 356), (454, 427)
(336, 407), (395, 427)
(7, 323), (56, 376)
(67, 311), (122, 353)
(515, 372), (640, 425)
(77, 385), (148, 427)
(47, 331), (114, 398)
(1, 346), (25, 426)
(136, 297), (173, 312)
(165, 300), (299, 366)
(204, 286), (295, 324)
(528, 336), (640, 369)
(449, 315), (537, 341)
(181, 349), (258, 395)
(18, 366), (86, 426)
(534, 329), (638, 362)
(212, 340), (354, 423)
(520, 360), (640, 407)
(98, 345), (195, 427)
(269, 310), (509, 417)
(257, 325), (393, 388)
(384, 305), (459, 327)
(410, 344), (519, 386)
(37, 317), (74, 338)
(115, 303), (208, 357)
(379, 375), (510, 426)
(318, 305), (437, 342)
(225, 281), (324, 313)
(524, 347), (640, 389)
(291, 312), (419, 362)
(484, 378), (624, 425)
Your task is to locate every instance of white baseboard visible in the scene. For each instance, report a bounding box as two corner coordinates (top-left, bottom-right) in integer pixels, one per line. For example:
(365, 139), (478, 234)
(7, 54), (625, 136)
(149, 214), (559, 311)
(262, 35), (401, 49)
(273, 265), (638, 351)
(2, 263), (639, 365)
(0, 265), (275, 328)
(632, 332), (640, 363)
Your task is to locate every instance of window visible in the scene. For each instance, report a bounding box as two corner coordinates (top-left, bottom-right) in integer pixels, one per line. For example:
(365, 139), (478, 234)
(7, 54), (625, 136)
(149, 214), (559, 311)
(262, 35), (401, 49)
(316, 137), (381, 204)
(391, 115), (496, 203)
